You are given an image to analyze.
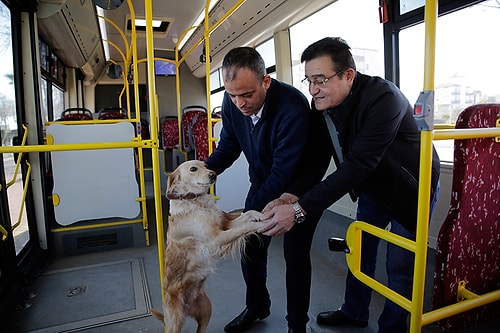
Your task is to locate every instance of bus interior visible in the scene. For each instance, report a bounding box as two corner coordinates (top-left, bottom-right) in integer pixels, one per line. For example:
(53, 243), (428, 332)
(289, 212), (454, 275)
(0, 0), (499, 332)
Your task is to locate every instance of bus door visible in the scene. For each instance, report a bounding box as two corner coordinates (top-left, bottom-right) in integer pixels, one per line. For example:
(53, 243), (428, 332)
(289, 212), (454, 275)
(0, 1), (39, 311)
(0, 2), (44, 312)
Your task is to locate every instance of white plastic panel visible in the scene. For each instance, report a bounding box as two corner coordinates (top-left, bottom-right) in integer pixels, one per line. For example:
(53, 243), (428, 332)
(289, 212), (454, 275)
(47, 122), (140, 226)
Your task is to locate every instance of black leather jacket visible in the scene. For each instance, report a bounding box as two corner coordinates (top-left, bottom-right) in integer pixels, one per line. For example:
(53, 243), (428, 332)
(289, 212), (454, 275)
(299, 72), (440, 231)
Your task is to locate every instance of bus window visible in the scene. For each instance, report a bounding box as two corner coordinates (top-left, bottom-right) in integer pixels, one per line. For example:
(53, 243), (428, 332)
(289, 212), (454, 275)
(209, 68), (224, 112)
(0, 2), (27, 255)
(210, 38), (277, 110)
(289, 0), (384, 96)
(399, 0), (500, 161)
(256, 38), (276, 71)
(52, 86), (64, 121)
(39, 38), (65, 122)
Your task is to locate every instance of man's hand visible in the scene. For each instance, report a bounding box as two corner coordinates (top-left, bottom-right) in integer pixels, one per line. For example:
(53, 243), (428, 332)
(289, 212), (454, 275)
(258, 204), (296, 236)
(262, 192), (299, 213)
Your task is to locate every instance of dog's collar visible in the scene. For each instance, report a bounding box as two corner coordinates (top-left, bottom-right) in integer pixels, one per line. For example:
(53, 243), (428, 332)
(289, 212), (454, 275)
(166, 192), (202, 200)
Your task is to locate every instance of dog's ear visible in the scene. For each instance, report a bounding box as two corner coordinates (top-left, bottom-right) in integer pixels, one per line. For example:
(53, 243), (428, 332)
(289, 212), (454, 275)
(166, 168), (181, 195)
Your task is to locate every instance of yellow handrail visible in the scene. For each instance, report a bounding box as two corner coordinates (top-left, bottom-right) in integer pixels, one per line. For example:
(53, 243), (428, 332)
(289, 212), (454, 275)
(2, 126), (31, 239)
(344, 112), (500, 328)
(422, 288), (500, 326)
(344, 1), (500, 332)
(345, 222), (416, 311)
(0, 140), (146, 154)
(345, 217), (500, 331)
(6, 124), (28, 188)
(434, 127), (500, 140)
(10, 161), (31, 230)
(0, 130), (151, 243)
(0, 225), (7, 241)
(345, 112), (500, 330)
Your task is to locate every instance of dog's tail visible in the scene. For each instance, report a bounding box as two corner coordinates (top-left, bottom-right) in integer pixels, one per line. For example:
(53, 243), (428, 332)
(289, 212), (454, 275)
(151, 308), (164, 322)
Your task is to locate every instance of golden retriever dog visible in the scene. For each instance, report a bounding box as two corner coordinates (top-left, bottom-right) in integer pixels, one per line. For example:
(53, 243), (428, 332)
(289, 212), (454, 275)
(151, 160), (266, 333)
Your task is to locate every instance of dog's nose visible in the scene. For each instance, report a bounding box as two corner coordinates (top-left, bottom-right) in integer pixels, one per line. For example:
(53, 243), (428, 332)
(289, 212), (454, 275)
(209, 172), (217, 182)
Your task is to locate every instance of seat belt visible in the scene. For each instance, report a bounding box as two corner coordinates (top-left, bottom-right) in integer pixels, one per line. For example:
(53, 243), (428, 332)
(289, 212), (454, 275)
(323, 111), (357, 202)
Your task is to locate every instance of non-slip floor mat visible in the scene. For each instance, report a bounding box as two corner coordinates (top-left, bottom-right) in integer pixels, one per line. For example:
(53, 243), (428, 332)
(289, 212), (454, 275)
(20, 258), (151, 332)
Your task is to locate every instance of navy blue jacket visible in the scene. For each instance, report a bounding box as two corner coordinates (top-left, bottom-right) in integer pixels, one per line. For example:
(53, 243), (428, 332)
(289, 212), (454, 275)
(299, 72), (440, 231)
(206, 78), (330, 212)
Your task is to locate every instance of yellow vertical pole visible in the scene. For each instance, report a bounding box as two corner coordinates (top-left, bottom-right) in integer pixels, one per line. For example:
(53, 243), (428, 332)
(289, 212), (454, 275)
(126, 0), (149, 245)
(175, 37), (182, 149)
(410, 0), (438, 332)
(143, 0), (166, 308)
(422, 1), (437, 93)
(205, 1), (213, 156)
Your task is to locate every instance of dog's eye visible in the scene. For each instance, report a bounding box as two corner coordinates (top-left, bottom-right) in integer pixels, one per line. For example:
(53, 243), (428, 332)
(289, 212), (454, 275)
(189, 166), (197, 172)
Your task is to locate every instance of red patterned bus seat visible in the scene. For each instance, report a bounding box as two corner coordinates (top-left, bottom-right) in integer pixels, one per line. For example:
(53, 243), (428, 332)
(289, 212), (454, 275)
(191, 113), (219, 161)
(60, 108), (93, 121)
(97, 107), (127, 120)
(433, 104), (500, 332)
(181, 105), (207, 152)
(160, 116), (179, 149)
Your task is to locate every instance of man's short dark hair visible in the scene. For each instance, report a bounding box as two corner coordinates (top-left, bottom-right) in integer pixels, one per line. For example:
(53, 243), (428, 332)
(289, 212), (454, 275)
(222, 47), (266, 81)
(301, 37), (357, 72)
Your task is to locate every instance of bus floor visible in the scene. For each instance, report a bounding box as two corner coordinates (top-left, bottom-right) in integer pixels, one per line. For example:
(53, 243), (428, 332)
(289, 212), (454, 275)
(6, 197), (499, 333)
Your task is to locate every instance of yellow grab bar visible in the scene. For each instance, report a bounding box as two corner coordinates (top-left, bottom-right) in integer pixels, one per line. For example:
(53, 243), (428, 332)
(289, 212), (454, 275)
(11, 161), (32, 231)
(0, 225), (7, 241)
(6, 124), (28, 188)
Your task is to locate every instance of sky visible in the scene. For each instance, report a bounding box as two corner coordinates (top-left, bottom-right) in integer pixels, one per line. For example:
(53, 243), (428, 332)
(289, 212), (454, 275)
(0, 4), (14, 101)
(399, 0), (500, 99)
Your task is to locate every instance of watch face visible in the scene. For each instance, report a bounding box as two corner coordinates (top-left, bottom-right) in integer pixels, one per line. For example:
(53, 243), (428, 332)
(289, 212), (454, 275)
(296, 215), (305, 223)
(93, 0), (124, 10)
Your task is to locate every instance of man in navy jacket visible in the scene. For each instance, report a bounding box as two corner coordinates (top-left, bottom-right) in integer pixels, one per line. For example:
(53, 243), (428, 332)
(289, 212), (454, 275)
(205, 47), (330, 333)
(259, 37), (440, 333)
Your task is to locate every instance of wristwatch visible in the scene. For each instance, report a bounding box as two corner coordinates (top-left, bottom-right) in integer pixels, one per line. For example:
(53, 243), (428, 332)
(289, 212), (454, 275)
(291, 202), (306, 223)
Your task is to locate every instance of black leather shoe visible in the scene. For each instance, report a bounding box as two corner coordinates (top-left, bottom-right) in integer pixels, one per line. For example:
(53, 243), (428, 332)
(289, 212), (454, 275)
(288, 328), (306, 333)
(316, 309), (368, 327)
(224, 307), (271, 333)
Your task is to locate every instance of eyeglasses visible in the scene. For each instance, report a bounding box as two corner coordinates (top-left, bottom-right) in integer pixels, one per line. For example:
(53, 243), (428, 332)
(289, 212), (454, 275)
(301, 69), (347, 88)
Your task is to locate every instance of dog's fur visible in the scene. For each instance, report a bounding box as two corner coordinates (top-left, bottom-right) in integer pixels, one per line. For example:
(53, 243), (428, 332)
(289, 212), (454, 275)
(151, 160), (266, 333)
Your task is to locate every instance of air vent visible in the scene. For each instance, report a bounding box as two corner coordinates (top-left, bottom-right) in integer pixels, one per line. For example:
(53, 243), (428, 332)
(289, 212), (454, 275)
(125, 15), (174, 37)
(57, 226), (137, 256)
(76, 233), (118, 248)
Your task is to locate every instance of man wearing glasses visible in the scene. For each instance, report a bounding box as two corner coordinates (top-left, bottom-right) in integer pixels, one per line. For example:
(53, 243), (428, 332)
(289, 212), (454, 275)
(259, 37), (441, 333)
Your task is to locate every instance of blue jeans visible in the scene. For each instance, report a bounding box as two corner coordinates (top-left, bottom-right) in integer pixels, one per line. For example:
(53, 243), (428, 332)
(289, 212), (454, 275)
(340, 183), (440, 333)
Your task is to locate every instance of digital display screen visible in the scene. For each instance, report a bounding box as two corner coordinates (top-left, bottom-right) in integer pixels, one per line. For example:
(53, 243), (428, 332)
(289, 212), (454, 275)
(154, 60), (176, 76)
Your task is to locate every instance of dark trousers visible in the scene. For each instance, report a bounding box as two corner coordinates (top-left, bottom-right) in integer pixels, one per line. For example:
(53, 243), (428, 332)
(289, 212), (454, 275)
(241, 213), (321, 329)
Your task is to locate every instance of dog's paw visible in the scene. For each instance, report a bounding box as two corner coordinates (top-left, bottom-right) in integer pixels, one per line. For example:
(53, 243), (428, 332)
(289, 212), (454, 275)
(243, 210), (263, 222)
